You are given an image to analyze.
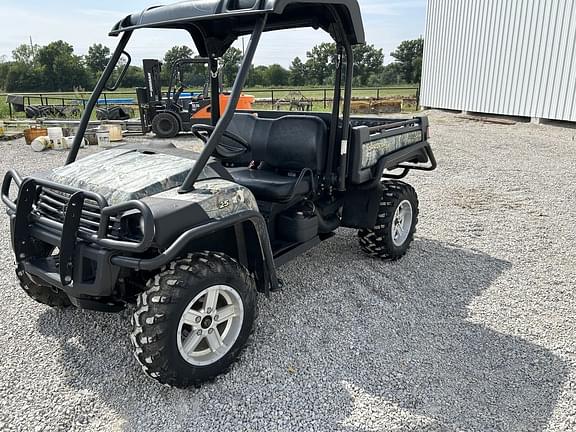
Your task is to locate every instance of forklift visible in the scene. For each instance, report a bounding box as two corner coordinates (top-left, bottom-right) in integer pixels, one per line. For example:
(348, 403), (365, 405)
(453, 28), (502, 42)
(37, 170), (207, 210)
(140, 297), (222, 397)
(137, 57), (254, 138)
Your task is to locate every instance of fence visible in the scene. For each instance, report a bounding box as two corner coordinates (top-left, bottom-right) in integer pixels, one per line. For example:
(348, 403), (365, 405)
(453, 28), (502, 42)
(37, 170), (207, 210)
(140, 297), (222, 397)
(1, 86), (420, 118)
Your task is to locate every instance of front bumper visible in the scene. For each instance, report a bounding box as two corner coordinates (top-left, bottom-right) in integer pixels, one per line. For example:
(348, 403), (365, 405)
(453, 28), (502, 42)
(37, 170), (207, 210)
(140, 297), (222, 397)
(3, 170), (155, 298)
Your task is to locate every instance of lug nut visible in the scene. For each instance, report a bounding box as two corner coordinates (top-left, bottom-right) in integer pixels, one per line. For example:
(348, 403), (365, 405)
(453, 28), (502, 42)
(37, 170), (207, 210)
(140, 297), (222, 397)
(195, 316), (201, 323)
(214, 315), (219, 321)
(208, 329), (214, 334)
(206, 307), (212, 314)
(197, 330), (202, 336)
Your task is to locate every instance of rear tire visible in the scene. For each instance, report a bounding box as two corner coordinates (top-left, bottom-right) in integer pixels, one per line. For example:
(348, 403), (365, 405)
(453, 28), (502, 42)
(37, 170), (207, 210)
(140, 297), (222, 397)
(131, 252), (257, 388)
(151, 112), (180, 138)
(358, 181), (419, 260)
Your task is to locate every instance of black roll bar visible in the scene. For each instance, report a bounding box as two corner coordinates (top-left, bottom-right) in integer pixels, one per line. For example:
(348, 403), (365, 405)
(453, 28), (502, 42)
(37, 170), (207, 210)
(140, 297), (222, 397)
(179, 15), (268, 193)
(66, 31), (133, 165)
(325, 44), (343, 182)
(338, 40), (354, 191)
(210, 57), (221, 126)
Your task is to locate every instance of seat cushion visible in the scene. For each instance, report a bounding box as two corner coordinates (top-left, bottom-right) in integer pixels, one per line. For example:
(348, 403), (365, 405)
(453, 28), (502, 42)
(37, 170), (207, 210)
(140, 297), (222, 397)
(231, 169), (311, 202)
(226, 113), (328, 171)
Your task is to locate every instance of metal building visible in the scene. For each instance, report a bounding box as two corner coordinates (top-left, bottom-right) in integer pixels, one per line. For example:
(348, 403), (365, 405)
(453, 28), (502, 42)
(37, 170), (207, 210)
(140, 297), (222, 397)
(420, 0), (576, 123)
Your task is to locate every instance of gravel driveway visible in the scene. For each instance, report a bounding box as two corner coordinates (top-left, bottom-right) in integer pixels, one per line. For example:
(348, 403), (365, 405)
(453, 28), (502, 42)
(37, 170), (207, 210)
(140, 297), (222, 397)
(0, 111), (575, 431)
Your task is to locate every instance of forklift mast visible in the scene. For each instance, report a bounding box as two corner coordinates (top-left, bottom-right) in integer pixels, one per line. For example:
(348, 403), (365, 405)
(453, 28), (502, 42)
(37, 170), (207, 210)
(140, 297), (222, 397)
(142, 59), (163, 103)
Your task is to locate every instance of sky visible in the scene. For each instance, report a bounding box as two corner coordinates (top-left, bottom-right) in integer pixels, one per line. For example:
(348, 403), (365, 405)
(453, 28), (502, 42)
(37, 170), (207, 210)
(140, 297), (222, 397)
(0, 0), (427, 67)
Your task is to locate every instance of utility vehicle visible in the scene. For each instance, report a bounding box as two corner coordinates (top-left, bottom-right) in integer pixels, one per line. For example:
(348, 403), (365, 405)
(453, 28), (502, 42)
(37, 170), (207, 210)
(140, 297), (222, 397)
(137, 57), (254, 138)
(3, 0), (436, 388)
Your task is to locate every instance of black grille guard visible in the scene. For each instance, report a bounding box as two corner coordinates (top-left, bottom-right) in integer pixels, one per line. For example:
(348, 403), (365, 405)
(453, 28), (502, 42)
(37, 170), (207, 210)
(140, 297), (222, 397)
(3, 170), (155, 282)
(3, 169), (280, 293)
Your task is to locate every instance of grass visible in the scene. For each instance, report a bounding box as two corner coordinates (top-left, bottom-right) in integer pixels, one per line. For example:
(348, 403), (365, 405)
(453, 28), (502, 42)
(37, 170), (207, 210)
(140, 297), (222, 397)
(0, 85), (420, 120)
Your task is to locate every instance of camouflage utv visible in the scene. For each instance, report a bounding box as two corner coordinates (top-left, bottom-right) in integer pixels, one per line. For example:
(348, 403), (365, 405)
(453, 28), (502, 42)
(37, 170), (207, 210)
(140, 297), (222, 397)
(2, 0), (436, 388)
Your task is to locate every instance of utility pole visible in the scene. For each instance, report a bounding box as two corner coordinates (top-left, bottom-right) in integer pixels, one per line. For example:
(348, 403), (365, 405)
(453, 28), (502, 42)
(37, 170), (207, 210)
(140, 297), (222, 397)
(29, 36), (35, 57)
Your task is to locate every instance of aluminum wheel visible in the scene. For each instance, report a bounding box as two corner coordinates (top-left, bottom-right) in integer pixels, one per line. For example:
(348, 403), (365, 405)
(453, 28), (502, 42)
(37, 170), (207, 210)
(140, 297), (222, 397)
(391, 200), (413, 247)
(177, 285), (244, 366)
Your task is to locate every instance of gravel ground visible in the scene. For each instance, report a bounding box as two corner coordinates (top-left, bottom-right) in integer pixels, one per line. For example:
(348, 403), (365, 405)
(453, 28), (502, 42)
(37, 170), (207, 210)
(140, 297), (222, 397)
(0, 111), (575, 431)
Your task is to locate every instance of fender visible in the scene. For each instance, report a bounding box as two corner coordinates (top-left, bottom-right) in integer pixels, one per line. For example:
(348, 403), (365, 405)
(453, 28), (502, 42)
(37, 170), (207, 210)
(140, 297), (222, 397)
(110, 210), (280, 294)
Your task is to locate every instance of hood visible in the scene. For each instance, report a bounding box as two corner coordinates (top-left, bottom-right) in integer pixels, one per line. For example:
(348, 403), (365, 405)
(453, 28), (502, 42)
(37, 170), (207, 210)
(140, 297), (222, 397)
(47, 148), (214, 205)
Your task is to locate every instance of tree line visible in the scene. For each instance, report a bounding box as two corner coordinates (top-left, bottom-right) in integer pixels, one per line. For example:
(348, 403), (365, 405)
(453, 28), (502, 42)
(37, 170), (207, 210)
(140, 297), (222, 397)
(0, 38), (423, 93)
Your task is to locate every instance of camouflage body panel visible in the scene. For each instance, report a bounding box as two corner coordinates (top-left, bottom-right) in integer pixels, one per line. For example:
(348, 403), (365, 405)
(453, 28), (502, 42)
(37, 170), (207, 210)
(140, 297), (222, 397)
(361, 130), (423, 168)
(149, 179), (258, 220)
(46, 149), (217, 205)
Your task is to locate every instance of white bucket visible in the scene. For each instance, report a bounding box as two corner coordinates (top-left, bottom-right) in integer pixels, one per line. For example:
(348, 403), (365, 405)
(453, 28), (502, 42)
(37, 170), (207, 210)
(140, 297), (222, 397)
(96, 129), (111, 148)
(53, 138), (66, 151)
(60, 136), (87, 149)
(31, 136), (51, 152)
(47, 127), (64, 142)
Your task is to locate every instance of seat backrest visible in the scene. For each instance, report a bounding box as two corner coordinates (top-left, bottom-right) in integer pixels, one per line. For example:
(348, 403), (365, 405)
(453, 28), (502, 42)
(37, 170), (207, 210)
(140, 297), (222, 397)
(227, 113), (328, 173)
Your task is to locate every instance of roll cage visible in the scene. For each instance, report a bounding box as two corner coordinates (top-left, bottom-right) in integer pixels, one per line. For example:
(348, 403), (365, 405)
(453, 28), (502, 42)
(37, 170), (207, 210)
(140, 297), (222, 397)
(66, 0), (365, 194)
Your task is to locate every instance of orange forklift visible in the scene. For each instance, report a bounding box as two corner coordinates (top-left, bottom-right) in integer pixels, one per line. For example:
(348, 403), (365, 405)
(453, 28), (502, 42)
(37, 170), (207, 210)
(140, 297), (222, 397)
(136, 57), (254, 138)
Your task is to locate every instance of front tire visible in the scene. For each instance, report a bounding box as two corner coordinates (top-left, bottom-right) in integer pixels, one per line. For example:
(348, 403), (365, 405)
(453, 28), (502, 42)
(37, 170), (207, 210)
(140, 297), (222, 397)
(358, 181), (419, 260)
(151, 112), (180, 138)
(131, 252), (257, 388)
(16, 265), (73, 308)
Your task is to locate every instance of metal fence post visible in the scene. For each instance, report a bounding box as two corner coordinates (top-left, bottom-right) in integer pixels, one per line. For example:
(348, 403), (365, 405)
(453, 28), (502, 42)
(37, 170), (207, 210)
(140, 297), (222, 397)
(323, 89), (327, 109)
(377, 88), (380, 100)
(271, 89), (274, 109)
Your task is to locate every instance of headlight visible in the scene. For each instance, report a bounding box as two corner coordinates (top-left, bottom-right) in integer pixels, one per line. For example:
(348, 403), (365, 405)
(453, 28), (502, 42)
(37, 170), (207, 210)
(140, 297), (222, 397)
(120, 211), (145, 242)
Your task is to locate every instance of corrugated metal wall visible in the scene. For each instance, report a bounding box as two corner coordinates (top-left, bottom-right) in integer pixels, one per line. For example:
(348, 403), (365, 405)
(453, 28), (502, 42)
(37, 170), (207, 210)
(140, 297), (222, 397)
(421, 0), (576, 122)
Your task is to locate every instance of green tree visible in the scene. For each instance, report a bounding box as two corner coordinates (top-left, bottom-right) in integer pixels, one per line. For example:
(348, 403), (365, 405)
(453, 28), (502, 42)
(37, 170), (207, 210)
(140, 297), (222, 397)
(35, 41), (89, 91)
(289, 57), (307, 86)
(5, 62), (44, 92)
(122, 66), (145, 88)
(246, 65), (270, 87)
(0, 61), (11, 90)
(163, 46), (194, 68)
(390, 37), (424, 84)
(85, 43), (110, 72)
(378, 62), (404, 85)
(162, 46), (194, 84)
(266, 64), (289, 86)
(305, 42), (337, 85)
(352, 44), (384, 86)
(221, 47), (243, 87)
(12, 43), (39, 65)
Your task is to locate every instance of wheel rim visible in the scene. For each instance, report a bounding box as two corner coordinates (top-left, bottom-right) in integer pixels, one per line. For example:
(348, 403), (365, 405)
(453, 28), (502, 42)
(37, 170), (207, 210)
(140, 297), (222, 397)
(159, 118), (173, 133)
(391, 200), (413, 247)
(177, 285), (244, 366)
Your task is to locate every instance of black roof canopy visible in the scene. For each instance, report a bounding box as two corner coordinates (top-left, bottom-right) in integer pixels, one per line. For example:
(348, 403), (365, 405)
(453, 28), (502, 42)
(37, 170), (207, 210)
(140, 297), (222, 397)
(111, 0), (365, 56)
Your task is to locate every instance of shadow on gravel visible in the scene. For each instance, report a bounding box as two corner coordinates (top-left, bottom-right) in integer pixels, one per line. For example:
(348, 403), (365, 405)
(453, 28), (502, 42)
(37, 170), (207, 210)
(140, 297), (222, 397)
(34, 237), (567, 432)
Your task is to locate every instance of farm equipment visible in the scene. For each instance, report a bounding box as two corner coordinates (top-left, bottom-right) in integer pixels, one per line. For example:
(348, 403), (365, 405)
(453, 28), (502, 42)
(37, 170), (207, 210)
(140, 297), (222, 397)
(137, 57), (254, 138)
(3, 0), (436, 388)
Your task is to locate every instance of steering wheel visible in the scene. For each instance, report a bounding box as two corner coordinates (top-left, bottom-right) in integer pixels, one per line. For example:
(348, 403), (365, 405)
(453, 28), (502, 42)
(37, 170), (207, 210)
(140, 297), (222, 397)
(191, 124), (250, 160)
